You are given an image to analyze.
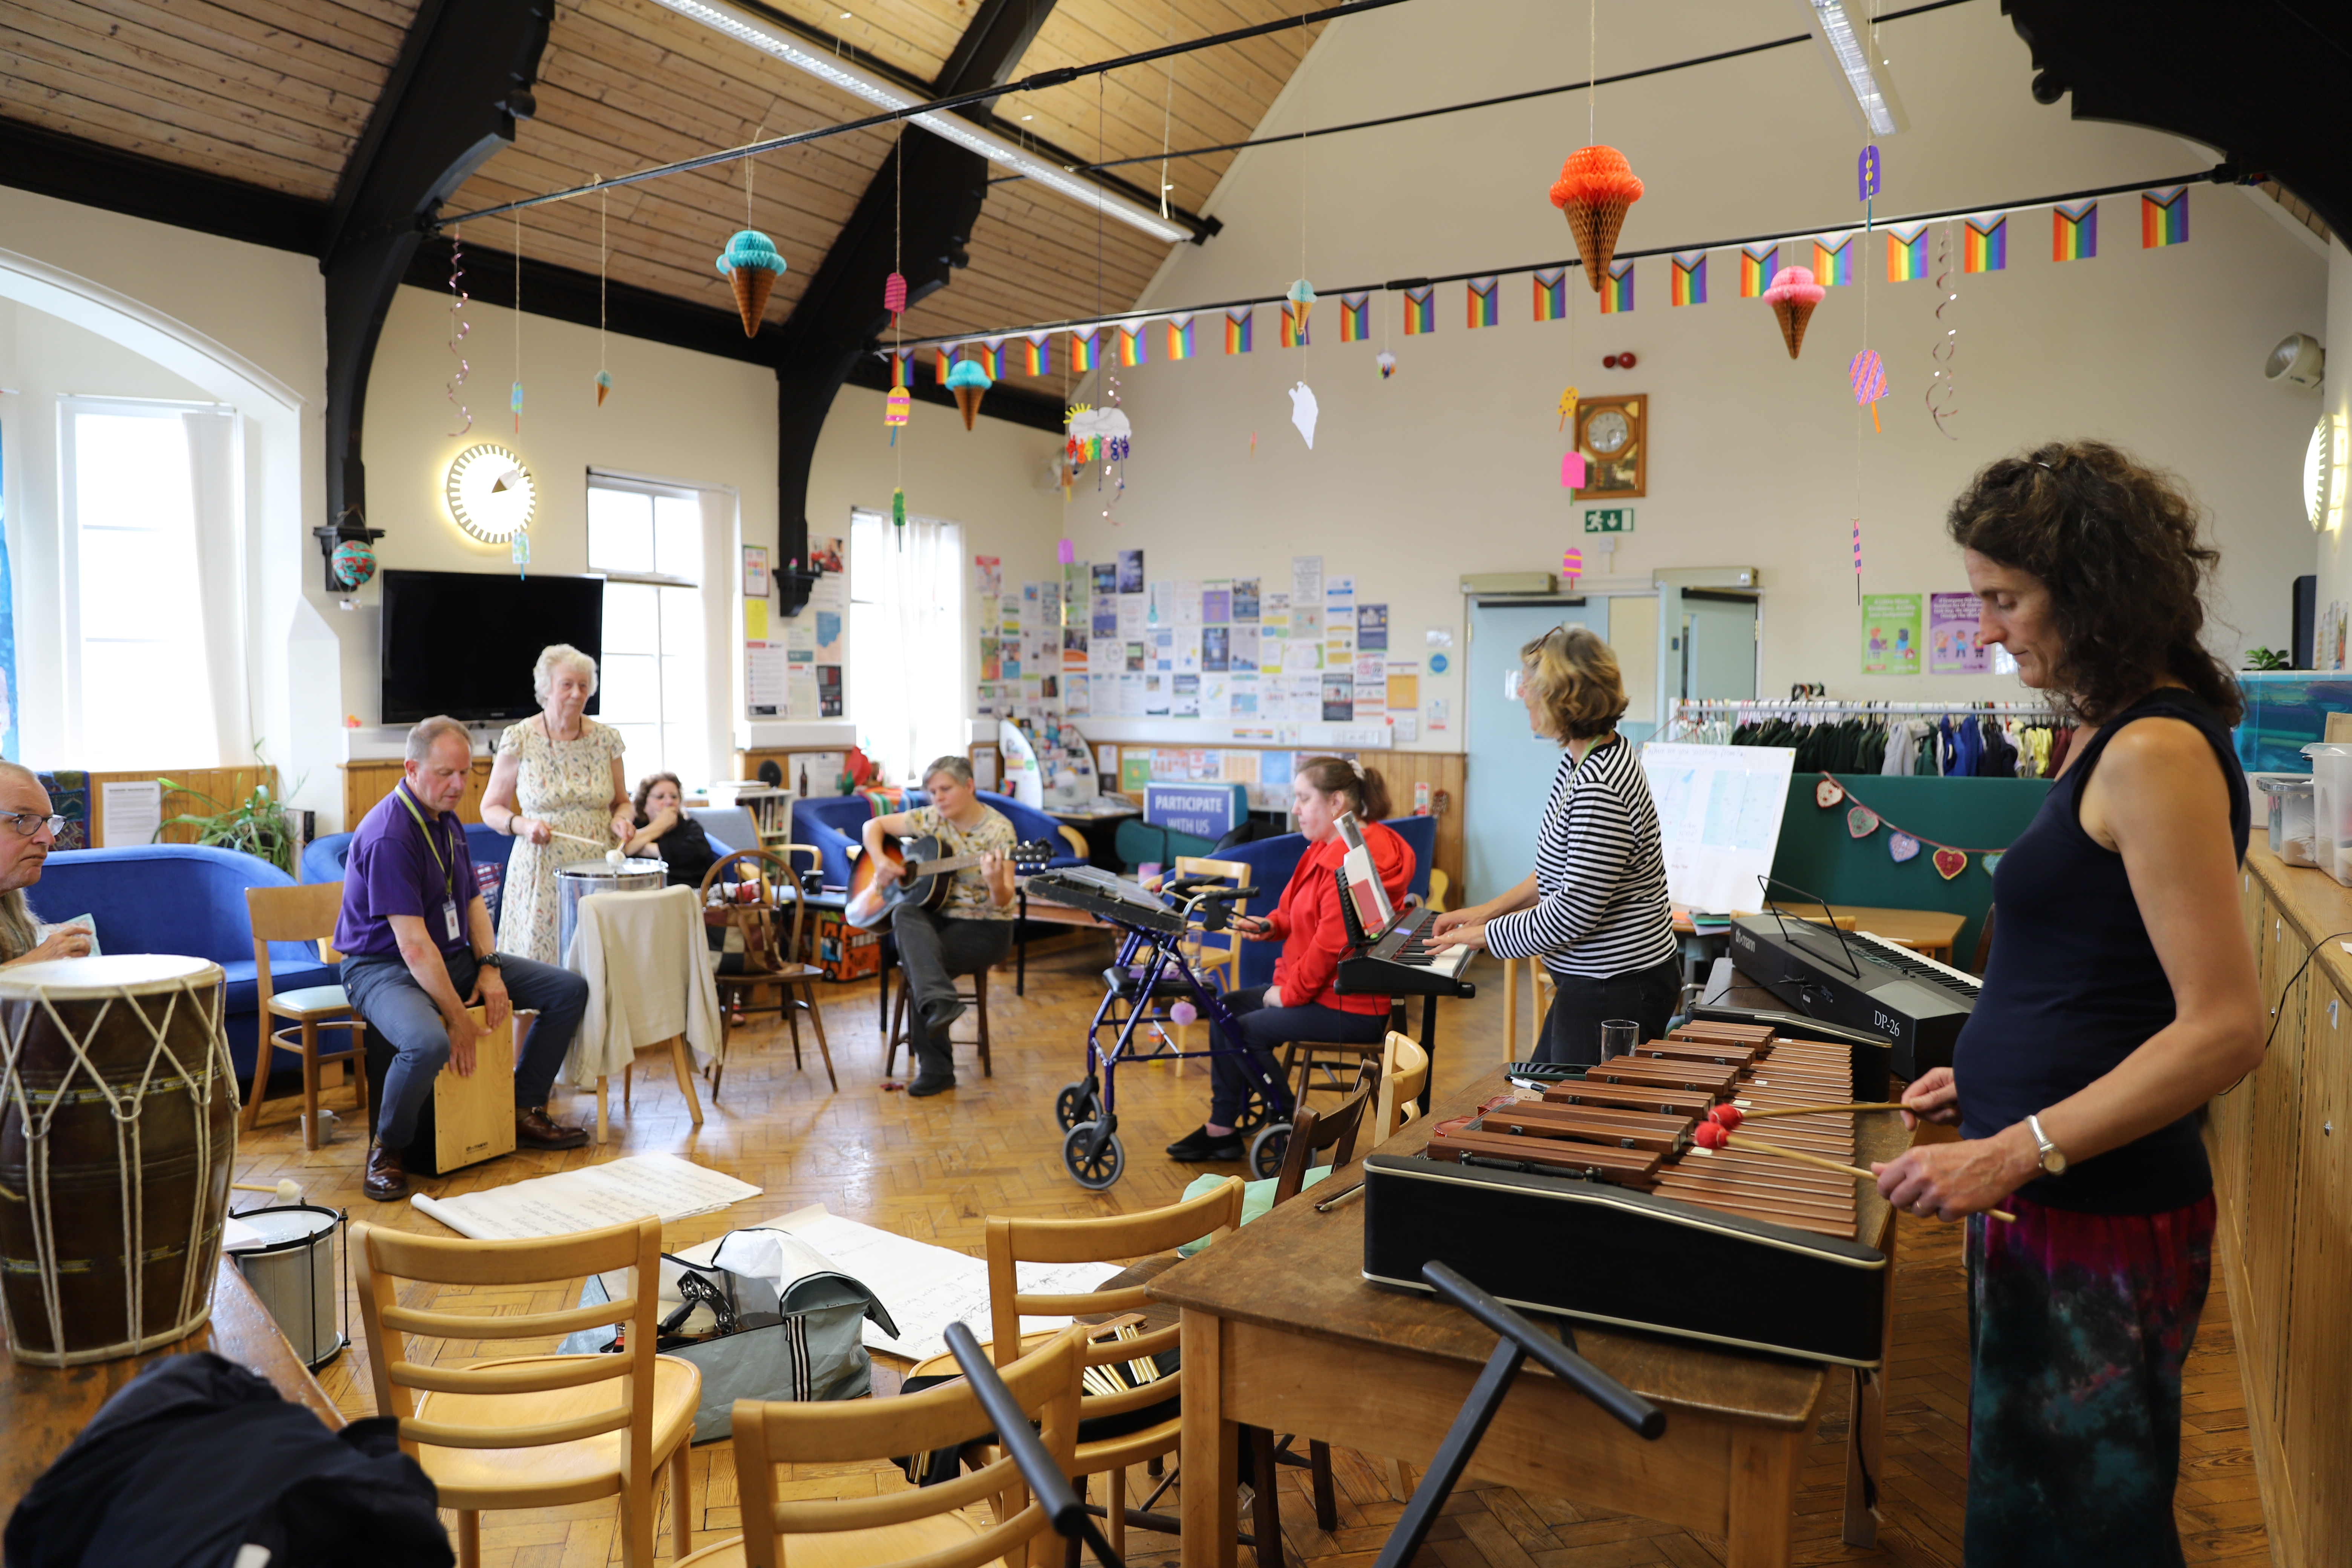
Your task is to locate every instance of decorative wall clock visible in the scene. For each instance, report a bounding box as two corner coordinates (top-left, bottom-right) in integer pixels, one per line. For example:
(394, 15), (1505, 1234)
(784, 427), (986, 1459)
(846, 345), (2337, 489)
(445, 443), (537, 542)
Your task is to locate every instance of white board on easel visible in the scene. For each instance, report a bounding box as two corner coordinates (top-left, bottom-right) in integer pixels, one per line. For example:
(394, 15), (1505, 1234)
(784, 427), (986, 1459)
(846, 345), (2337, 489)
(1637, 742), (1796, 915)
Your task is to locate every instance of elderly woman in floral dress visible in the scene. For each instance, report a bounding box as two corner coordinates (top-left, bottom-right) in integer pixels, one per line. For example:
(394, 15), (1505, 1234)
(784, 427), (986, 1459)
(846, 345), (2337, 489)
(480, 644), (633, 964)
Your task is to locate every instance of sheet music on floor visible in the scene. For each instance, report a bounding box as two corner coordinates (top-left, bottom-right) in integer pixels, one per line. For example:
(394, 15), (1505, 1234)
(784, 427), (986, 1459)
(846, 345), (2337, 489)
(755, 1204), (1122, 1363)
(410, 1154), (765, 1239)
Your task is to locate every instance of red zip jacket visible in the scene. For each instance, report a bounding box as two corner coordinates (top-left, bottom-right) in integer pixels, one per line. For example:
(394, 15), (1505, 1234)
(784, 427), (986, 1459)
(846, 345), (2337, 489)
(1265, 820), (1416, 1015)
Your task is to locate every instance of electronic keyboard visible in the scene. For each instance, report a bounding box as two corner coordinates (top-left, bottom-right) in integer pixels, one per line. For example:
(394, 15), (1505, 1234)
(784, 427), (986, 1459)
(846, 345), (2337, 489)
(1336, 903), (1477, 999)
(1727, 913), (1977, 1080)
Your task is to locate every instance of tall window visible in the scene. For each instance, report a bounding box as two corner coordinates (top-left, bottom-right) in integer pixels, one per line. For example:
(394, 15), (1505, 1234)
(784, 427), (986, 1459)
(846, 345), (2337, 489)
(64, 401), (238, 769)
(848, 507), (964, 784)
(586, 476), (706, 788)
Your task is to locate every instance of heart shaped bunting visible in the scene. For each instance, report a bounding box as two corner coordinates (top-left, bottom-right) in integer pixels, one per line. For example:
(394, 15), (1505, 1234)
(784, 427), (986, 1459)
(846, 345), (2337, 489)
(1982, 851), (2004, 878)
(1847, 805), (1881, 839)
(1887, 831), (1921, 864)
(1932, 848), (1968, 880)
(1816, 779), (1846, 808)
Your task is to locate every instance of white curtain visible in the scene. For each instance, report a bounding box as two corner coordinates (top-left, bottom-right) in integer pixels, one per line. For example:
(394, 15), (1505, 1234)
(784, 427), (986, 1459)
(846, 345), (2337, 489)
(184, 409), (250, 764)
(851, 509), (963, 785)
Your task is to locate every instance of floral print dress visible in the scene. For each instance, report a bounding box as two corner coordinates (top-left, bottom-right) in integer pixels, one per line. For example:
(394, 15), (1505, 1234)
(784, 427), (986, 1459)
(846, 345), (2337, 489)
(494, 717), (627, 964)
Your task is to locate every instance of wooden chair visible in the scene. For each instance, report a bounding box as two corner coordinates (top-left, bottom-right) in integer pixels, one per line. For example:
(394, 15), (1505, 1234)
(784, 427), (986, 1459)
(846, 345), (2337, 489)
(1501, 958), (1558, 1061)
(351, 1215), (700, 1568)
(243, 882), (365, 1150)
(1425, 868), (1450, 913)
(698, 848), (836, 1094)
(884, 959), (993, 1080)
(1168, 856), (1251, 1064)
(1370, 1031), (1430, 1145)
(677, 1326), (1088, 1568)
(1279, 1000), (1405, 1112)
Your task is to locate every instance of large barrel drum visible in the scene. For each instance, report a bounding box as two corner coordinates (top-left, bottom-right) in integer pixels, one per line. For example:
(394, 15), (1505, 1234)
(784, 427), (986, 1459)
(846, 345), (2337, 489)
(0, 954), (236, 1364)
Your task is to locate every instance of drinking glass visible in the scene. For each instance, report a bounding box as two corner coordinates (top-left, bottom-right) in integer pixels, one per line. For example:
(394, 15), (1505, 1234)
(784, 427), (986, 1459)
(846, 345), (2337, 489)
(1599, 1019), (1639, 1060)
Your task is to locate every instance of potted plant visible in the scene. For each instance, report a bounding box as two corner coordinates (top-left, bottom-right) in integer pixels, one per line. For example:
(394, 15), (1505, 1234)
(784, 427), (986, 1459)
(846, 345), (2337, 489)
(155, 767), (306, 876)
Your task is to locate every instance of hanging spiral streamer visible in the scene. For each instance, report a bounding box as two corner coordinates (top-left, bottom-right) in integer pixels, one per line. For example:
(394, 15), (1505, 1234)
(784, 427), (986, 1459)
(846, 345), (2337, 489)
(446, 227), (472, 437)
(1924, 220), (1960, 439)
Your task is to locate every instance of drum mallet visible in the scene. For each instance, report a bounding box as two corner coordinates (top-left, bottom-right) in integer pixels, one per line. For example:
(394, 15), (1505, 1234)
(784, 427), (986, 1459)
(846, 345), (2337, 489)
(233, 1178), (304, 1204)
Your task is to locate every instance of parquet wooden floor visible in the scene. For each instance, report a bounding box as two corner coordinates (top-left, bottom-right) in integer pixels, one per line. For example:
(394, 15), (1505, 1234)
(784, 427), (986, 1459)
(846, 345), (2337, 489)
(233, 936), (2268, 1567)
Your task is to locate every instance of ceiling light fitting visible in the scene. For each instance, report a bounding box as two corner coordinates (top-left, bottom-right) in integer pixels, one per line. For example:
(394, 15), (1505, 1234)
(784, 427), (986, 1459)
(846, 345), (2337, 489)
(651, 0), (1191, 243)
(1799, 0), (1907, 136)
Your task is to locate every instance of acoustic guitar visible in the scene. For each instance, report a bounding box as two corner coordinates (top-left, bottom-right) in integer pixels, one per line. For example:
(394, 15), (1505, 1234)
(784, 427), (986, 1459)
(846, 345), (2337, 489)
(844, 834), (1058, 928)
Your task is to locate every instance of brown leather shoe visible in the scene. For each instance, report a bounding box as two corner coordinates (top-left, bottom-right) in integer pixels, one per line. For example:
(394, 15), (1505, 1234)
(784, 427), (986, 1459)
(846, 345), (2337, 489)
(515, 1106), (590, 1150)
(364, 1141), (409, 1202)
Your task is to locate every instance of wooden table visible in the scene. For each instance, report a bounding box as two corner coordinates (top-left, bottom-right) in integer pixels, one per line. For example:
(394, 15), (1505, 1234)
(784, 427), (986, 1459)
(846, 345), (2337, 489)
(1823, 905), (1968, 964)
(1153, 1067), (1904, 1568)
(0, 1257), (342, 1514)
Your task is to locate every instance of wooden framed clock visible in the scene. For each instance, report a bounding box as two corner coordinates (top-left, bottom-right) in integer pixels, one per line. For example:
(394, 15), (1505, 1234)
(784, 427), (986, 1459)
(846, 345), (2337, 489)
(1573, 392), (1646, 500)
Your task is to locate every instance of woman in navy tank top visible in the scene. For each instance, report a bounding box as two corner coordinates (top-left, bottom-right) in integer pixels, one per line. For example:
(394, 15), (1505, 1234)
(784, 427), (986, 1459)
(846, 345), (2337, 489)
(1871, 442), (2265, 1566)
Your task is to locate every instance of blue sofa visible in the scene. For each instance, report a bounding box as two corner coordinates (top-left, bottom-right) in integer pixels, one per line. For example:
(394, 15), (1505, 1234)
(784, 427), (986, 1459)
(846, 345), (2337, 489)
(32, 845), (337, 1084)
(1218, 816), (1439, 989)
(793, 790), (1084, 888)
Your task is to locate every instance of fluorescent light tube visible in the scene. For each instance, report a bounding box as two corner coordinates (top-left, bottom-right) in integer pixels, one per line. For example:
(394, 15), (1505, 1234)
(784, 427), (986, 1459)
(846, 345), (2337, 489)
(1799, 0), (1909, 137)
(652, 0), (1191, 243)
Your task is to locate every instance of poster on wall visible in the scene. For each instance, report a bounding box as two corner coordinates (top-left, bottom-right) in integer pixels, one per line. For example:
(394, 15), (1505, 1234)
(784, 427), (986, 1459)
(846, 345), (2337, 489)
(1861, 594), (1923, 676)
(1928, 591), (1987, 674)
(972, 554), (1001, 597)
(816, 665), (843, 717)
(1233, 579), (1261, 622)
(1118, 550), (1146, 594)
(744, 546), (770, 598)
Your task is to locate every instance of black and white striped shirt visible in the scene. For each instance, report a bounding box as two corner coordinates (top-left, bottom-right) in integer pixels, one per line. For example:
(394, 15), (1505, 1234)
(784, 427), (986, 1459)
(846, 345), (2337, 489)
(1484, 734), (1678, 980)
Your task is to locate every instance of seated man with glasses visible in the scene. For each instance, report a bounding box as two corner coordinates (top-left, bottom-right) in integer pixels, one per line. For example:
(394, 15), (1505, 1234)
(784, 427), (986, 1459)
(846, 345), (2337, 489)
(0, 763), (92, 967)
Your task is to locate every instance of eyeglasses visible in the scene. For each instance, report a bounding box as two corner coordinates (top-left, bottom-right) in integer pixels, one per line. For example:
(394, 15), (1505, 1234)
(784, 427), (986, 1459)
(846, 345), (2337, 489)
(1, 813), (67, 839)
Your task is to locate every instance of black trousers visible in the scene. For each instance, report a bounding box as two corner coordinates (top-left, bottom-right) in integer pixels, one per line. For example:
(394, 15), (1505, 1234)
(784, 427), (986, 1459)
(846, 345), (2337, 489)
(890, 903), (1012, 1077)
(1533, 954), (1683, 1067)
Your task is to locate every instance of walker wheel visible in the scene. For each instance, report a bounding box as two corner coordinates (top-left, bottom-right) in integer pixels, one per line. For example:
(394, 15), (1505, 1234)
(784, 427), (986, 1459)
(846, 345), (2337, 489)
(1231, 1087), (1272, 1133)
(1063, 1122), (1125, 1190)
(1055, 1081), (1100, 1132)
(1248, 1122), (1292, 1181)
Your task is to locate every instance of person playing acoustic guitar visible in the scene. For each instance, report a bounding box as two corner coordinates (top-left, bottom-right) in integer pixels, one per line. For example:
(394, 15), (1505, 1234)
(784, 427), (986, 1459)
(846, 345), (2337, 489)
(861, 755), (1018, 1096)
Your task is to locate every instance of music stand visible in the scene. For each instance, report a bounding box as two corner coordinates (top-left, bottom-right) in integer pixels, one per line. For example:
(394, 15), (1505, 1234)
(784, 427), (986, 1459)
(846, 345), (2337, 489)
(1758, 874), (1865, 980)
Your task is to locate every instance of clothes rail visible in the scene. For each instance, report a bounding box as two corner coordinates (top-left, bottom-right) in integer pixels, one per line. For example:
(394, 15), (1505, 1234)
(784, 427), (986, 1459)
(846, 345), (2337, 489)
(1669, 700), (2063, 716)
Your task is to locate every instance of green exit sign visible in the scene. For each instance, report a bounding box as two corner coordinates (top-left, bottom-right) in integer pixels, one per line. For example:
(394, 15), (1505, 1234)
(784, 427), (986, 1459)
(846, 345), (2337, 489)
(1583, 507), (1636, 534)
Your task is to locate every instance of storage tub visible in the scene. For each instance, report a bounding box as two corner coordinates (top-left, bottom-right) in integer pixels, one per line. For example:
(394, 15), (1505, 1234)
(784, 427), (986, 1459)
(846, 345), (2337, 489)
(2300, 746), (2352, 885)
(2250, 772), (2317, 868)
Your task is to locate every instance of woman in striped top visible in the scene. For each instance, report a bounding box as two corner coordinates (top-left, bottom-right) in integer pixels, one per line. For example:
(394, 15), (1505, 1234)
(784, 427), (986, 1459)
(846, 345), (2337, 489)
(1429, 625), (1678, 1064)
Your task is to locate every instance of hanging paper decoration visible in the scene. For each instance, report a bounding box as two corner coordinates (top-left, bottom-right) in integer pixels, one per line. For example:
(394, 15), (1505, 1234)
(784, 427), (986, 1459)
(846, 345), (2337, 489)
(889, 348), (913, 387)
(883, 270), (908, 316)
(971, 340), (1003, 380)
(1927, 222), (1960, 439)
(1822, 774), (2016, 878)
(1847, 805), (1881, 839)
(1375, 350), (1397, 379)
(1738, 243), (1779, 298)
(1599, 259), (1634, 314)
(1849, 349), (1888, 432)
(1286, 278), (1317, 327)
(2052, 201), (2098, 261)
(1670, 252), (1707, 306)
(1887, 831), (1921, 864)
(1561, 451), (1586, 488)
(1279, 302), (1309, 348)
(1115, 324), (1147, 367)
(1401, 286), (1436, 335)
(445, 228), (473, 437)
(891, 488), (906, 532)
(945, 358), (992, 430)
(1018, 333), (1050, 376)
(1857, 146), (1880, 201)
(933, 346), (953, 384)
(1932, 848), (1968, 880)
(1057, 538), (1075, 565)
(1982, 851), (2004, 878)
(1533, 268), (1568, 322)
(510, 525), (530, 579)
(1558, 387), (1579, 431)
(884, 384), (911, 441)
(594, 369), (612, 407)
(1764, 266), (1824, 358)
(1963, 214), (2008, 272)
(1466, 276), (1499, 329)
(1548, 145), (1645, 292)
(1887, 224), (1930, 281)
(1224, 307), (1253, 354)
(1338, 294), (1370, 342)
(1851, 516), (1864, 582)
(509, 378), (523, 433)
(2141, 186), (2189, 248)
(1561, 545), (1584, 585)
(1166, 315), (1196, 360)
(1814, 778), (1845, 808)
(329, 538), (378, 592)
(716, 230), (786, 336)
(1811, 234), (1855, 286)
(1288, 381), (1319, 449)
(1070, 329), (1101, 373)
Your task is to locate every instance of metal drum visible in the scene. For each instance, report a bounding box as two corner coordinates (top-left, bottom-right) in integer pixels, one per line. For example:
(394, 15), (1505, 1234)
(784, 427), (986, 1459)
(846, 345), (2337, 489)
(232, 1203), (345, 1369)
(556, 858), (665, 964)
(0, 954), (235, 1365)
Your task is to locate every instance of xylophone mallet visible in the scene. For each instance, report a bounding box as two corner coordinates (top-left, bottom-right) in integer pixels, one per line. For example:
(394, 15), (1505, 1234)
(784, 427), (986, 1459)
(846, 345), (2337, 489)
(1689, 1121), (2016, 1222)
(1708, 1101), (1905, 1130)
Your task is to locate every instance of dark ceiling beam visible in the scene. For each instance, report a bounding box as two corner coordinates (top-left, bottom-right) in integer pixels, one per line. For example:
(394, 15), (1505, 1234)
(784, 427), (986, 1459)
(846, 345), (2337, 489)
(0, 119), (328, 255)
(2003, 0), (2352, 240)
(763, 0), (1067, 614)
(319, 0), (551, 585)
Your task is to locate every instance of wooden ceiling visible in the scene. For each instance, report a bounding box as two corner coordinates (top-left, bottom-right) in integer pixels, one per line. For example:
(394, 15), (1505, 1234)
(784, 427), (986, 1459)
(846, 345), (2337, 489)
(3, 0), (1328, 398)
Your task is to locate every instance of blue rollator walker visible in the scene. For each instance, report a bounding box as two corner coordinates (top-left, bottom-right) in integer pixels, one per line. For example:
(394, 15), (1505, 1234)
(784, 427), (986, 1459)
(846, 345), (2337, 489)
(1025, 866), (1297, 1190)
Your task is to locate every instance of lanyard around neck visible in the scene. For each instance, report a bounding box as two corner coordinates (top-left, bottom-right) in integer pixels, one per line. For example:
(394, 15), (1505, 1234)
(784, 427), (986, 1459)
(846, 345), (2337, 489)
(395, 784), (455, 897)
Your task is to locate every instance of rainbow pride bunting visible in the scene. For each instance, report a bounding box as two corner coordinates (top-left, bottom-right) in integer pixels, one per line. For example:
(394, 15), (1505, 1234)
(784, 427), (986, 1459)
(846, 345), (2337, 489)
(1223, 307), (1252, 354)
(969, 340), (1001, 380)
(2142, 186), (2189, 248)
(1812, 234), (1855, 286)
(1165, 315), (1194, 360)
(1886, 224), (1929, 282)
(1964, 214), (2007, 272)
(1670, 252), (1707, 306)
(1599, 259), (1634, 314)
(889, 349), (912, 387)
(1070, 329), (1099, 373)
(2052, 201), (2098, 261)
(1116, 324), (1146, 367)
(1403, 286), (1436, 335)
(933, 346), (952, 384)
(1466, 276), (1499, 329)
(1016, 334), (1049, 377)
(1279, 301), (1309, 348)
(1740, 244), (1779, 298)
(1338, 292), (1369, 342)
(1533, 267), (1568, 321)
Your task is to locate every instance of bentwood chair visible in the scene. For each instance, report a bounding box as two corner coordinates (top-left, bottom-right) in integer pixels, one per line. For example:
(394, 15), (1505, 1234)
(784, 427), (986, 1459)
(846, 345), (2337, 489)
(675, 1326), (1088, 1568)
(352, 1215), (700, 1568)
(1371, 1032), (1431, 1145)
(698, 847), (837, 1093)
(243, 882), (365, 1150)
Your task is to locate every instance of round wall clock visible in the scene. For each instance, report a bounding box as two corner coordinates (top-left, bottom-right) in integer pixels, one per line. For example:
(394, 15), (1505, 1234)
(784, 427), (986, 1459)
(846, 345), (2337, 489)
(444, 443), (538, 542)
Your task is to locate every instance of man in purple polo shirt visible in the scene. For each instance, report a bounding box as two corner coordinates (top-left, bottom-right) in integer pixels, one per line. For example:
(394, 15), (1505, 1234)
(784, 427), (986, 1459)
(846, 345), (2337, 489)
(337, 716), (591, 1200)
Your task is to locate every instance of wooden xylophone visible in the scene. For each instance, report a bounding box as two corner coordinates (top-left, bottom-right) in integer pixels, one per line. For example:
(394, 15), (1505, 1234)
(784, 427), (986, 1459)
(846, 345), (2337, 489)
(1361, 1015), (1894, 1366)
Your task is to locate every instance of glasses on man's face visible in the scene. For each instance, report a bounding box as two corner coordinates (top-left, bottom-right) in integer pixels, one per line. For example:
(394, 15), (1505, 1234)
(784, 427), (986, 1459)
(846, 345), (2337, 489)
(1, 813), (66, 839)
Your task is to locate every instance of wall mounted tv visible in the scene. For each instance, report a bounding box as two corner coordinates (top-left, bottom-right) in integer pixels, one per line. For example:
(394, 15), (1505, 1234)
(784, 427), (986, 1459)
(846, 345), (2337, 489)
(380, 569), (604, 724)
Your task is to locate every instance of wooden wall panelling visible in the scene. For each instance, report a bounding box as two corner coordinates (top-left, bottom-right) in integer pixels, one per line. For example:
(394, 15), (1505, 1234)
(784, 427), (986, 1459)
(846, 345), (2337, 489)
(2284, 969), (2352, 1566)
(339, 759), (494, 829)
(86, 765), (279, 848)
(2242, 903), (2308, 1449)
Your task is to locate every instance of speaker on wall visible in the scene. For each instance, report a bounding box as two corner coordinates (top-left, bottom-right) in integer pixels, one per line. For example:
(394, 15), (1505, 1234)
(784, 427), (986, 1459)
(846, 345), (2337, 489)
(2294, 574), (2317, 669)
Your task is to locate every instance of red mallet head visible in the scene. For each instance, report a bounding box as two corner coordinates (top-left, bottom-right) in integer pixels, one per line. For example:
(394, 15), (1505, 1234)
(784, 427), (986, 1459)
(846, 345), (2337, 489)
(1691, 1120), (1730, 1150)
(1707, 1103), (1745, 1130)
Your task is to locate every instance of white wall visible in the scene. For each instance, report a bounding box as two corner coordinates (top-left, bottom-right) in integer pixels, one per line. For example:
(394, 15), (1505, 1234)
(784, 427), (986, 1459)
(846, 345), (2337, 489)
(2313, 240), (2352, 637)
(1054, 0), (2329, 739)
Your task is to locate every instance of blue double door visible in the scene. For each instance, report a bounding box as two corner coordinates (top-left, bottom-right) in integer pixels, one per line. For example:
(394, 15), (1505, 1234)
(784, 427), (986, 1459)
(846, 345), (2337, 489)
(1462, 600), (1608, 906)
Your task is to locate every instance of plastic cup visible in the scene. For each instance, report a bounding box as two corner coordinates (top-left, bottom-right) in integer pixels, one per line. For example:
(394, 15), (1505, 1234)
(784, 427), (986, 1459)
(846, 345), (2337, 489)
(1600, 1020), (1639, 1060)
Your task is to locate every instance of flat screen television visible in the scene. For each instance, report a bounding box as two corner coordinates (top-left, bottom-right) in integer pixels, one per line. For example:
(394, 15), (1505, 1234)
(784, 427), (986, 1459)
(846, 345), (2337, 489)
(380, 569), (604, 724)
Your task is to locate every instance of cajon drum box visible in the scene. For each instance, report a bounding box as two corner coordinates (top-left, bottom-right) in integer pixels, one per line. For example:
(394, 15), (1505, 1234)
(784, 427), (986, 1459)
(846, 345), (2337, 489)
(364, 1007), (528, 1177)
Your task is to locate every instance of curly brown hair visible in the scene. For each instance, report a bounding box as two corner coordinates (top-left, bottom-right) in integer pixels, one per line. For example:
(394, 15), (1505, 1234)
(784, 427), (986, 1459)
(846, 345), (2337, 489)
(1946, 439), (2241, 727)
(631, 772), (684, 827)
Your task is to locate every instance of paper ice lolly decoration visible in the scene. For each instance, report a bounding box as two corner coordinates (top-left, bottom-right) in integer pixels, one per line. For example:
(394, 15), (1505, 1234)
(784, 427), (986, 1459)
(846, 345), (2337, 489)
(1561, 546), (1584, 583)
(1288, 381), (1319, 448)
(1849, 348), (1888, 431)
(1562, 452), (1586, 487)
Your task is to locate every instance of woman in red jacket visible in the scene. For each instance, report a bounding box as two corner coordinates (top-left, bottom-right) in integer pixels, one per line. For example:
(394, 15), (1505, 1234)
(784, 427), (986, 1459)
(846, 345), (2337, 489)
(1166, 756), (1416, 1162)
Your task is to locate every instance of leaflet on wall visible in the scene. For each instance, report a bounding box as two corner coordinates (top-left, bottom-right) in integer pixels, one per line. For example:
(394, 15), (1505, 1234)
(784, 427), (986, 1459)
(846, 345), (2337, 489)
(1117, 550), (1146, 594)
(1092, 595), (1118, 637)
(1202, 580), (1232, 625)
(1144, 673), (1170, 716)
(973, 555), (1002, 597)
(1174, 581), (1203, 626)
(1357, 604), (1388, 651)
(1173, 674), (1201, 718)
(747, 645), (789, 717)
(1118, 594), (1146, 639)
(1233, 579), (1261, 622)
(1202, 626), (1230, 671)
(1065, 675), (1091, 715)
(1261, 592), (1291, 630)
(1292, 555), (1322, 605)
(1321, 674), (1354, 722)
(1228, 625), (1260, 671)
(816, 666), (842, 717)
(1092, 561), (1118, 597)
(1861, 594), (1923, 676)
(1928, 591), (1987, 674)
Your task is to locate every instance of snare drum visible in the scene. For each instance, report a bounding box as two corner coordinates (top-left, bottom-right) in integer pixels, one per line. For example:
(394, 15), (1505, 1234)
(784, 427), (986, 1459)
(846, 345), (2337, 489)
(232, 1203), (345, 1369)
(0, 954), (236, 1365)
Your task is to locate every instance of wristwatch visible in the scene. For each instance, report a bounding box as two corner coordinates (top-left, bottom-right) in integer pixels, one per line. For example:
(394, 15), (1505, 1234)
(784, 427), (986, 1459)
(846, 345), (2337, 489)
(477, 953), (505, 971)
(2026, 1112), (2068, 1176)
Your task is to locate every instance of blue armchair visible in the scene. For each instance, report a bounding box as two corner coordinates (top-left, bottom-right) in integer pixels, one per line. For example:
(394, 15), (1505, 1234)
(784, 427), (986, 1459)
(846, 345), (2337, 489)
(792, 790), (1085, 888)
(303, 825), (517, 929)
(31, 845), (338, 1084)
